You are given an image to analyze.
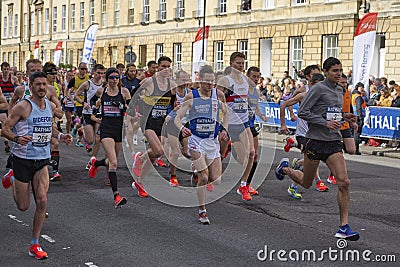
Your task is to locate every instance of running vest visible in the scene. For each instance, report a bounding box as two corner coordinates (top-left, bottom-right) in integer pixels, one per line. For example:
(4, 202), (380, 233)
(83, 80), (103, 115)
(143, 77), (173, 120)
(12, 98), (52, 160)
(72, 74), (89, 107)
(225, 75), (249, 125)
(100, 87), (125, 132)
(296, 85), (309, 138)
(169, 88), (189, 123)
(351, 92), (366, 117)
(53, 82), (61, 98)
(248, 87), (258, 128)
(341, 88), (351, 130)
(189, 88), (220, 139)
(0, 75), (15, 101)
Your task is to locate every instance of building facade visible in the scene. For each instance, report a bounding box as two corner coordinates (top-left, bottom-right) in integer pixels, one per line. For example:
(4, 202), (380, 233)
(0, 0), (398, 81)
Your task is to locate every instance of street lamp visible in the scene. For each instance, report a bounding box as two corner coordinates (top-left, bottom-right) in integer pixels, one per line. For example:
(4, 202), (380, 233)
(108, 43), (112, 67)
(40, 45), (44, 61)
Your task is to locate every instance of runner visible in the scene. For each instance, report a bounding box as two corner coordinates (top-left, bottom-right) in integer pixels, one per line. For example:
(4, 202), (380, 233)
(1, 71), (72, 260)
(88, 68), (131, 208)
(275, 57), (360, 241)
(174, 65), (228, 224)
(62, 70), (76, 134)
(246, 66), (268, 195)
(217, 52), (255, 201)
(131, 56), (177, 197)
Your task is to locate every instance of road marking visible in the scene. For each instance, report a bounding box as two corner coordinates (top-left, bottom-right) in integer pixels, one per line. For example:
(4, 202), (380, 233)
(41, 234), (55, 243)
(85, 262), (98, 267)
(8, 214), (29, 226)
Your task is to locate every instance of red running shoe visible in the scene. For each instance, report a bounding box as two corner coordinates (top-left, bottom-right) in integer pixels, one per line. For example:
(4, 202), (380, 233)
(2, 169), (14, 189)
(327, 175), (337, 185)
(315, 179), (329, 192)
(155, 158), (167, 167)
(169, 177), (179, 187)
(88, 156), (98, 178)
(284, 137), (295, 152)
(132, 153), (144, 177)
(237, 185), (252, 201)
(29, 244), (48, 260)
(247, 185), (259, 195)
(114, 194), (127, 209)
(132, 181), (149, 198)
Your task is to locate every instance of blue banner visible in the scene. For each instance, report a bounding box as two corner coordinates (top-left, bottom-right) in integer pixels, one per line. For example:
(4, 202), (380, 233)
(255, 101), (299, 129)
(362, 106), (400, 140)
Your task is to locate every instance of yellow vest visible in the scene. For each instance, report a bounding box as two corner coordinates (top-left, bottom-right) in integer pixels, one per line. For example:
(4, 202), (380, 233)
(73, 74), (89, 107)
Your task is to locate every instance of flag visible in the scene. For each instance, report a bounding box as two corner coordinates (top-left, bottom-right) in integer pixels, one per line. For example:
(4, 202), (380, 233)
(352, 12), (378, 97)
(34, 40), (40, 59)
(192, 26), (210, 81)
(82, 23), (99, 65)
(53, 41), (63, 66)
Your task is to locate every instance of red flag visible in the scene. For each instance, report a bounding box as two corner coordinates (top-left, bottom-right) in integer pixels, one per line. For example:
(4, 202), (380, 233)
(34, 40), (40, 49)
(55, 41), (63, 51)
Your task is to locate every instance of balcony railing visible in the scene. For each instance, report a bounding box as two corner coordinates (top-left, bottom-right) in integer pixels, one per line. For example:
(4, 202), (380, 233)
(156, 10), (167, 23)
(174, 7), (185, 21)
(140, 12), (149, 25)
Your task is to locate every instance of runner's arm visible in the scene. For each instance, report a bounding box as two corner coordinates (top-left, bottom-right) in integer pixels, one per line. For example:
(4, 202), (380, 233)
(0, 88), (7, 110)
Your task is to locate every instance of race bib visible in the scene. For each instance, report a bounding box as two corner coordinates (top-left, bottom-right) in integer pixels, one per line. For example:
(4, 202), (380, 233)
(326, 107), (342, 121)
(151, 108), (167, 118)
(233, 98), (248, 113)
(196, 123), (214, 133)
(32, 126), (52, 147)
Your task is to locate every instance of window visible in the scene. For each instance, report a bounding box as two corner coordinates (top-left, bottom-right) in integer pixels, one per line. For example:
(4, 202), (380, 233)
(238, 40), (249, 70)
(31, 12), (35, 36)
(128, 0), (134, 24)
(214, 41), (224, 71)
(241, 0), (252, 11)
(14, 14), (18, 36)
(3, 17), (7, 38)
(37, 10), (41, 35)
(24, 13), (28, 37)
(44, 8), (49, 34)
(8, 9), (12, 38)
(289, 37), (303, 78)
(142, 0), (150, 24)
(90, 0), (95, 25)
(196, 0), (204, 18)
(80, 2), (85, 30)
(293, 0), (306, 5)
(3, 53), (6, 63)
(71, 4), (75, 31)
(176, 0), (185, 20)
(263, 0), (275, 9)
(156, 44), (164, 59)
(158, 0), (167, 22)
(115, 0), (120, 26)
(68, 49), (74, 65)
(13, 52), (17, 66)
(62, 5), (66, 32)
(323, 35), (338, 60)
(173, 43), (182, 71)
(53, 7), (57, 33)
(78, 49), (83, 65)
(218, 0), (227, 15)
(101, 0), (107, 27)
(112, 46), (118, 64)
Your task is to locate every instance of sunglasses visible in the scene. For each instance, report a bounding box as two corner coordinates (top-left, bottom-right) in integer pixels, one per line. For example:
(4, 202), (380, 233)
(108, 75), (120, 80)
(80, 68), (88, 70)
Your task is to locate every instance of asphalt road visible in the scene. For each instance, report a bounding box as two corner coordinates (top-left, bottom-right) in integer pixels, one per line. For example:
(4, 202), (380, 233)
(0, 132), (399, 267)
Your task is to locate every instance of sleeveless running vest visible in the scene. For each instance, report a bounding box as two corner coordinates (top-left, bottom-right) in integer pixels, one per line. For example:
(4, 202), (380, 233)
(83, 80), (103, 115)
(225, 75), (249, 125)
(248, 87), (258, 128)
(143, 77), (173, 120)
(189, 88), (220, 139)
(296, 85), (309, 137)
(12, 98), (53, 160)
(72, 74), (89, 107)
(0, 75), (15, 101)
(54, 82), (61, 98)
(100, 87), (125, 133)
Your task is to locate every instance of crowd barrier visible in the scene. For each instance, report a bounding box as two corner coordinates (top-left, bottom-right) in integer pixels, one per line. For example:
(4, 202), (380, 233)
(254, 101), (400, 141)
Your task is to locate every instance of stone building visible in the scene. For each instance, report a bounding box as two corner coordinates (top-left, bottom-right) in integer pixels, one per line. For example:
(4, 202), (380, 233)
(0, 0), (398, 81)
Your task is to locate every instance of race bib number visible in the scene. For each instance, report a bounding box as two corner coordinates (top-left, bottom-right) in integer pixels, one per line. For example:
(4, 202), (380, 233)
(233, 98), (248, 113)
(151, 108), (167, 118)
(32, 126), (52, 147)
(196, 123), (214, 133)
(326, 107), (342, 121)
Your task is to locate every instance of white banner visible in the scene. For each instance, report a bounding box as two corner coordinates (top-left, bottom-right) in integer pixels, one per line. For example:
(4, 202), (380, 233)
(82, 24), (99, 65)
(352, 12), (378, 96)
(53, 41), (63, 66)
(192, 26), (210, 81)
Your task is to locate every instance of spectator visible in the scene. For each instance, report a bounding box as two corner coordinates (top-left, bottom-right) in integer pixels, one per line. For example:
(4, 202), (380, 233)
(374, 78), (383, 90)
(352, 82), (366, 155)
(281, 84), (293, 101)
(377, 87), (392, 107)
(367, 85), (380, 106)
(381, 77), (388, 88)
(281, 71), (291, 87)
(272, 85), (283, 104)
(391, 84), (400, 108)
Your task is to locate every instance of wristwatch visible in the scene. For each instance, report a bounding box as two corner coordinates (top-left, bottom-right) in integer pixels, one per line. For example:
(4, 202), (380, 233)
(13, 136), (19, 144)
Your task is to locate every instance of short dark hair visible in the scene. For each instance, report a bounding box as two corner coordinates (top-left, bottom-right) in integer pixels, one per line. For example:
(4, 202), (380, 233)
(230, 52), (245, 63)
(199, 65), (214, 80)
(323, 57), (341, 71)
(43, 62), (57, 74)
(1, 62), (10, 69)
(311, 73), (325, 83)
(246, 66), (260, 77)
(29, 71), (47, 84)
(147, 60), (157, 67)
(341, 74), (347, 79)
(26, 59), (42, 70)
(304, 65), (321, 77)
(389, 80), (396, 86)
(105, 67), (119, 80)
(157, 56), (172, 65)
(78, 62), (87, 69)
(116, 63), (125, 69)
(92, 64), (105, 72)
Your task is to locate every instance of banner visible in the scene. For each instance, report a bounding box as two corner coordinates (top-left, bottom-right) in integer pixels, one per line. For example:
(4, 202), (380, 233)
(82, 23), (99, 65)
(352, 12), (378, 97)
(256, 101), (299, 129)
(53, 41), (63, 66)
(34, 40), (40, 59)
(192, 26), (210, 81)
(362, 106), (400, 140)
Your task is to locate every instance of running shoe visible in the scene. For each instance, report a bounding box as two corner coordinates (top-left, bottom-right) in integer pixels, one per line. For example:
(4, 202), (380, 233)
(291, 158), (301, 170)
(247, 185), (259, 195)
(114, 194), (127, 209)
(131, 152), (136, 161)
(169, 177), (179, 187)
(287, 184), (302, 199)
(132, 181), (149, 198)
(206, 182), (214, 192)
(132, 152), (143, 177)
(133, 134), (138, 145)
(237, 185), (252, 201)
(275, 158), (289, 180)
(2, 169), (14, 189)
(334, 224), (360, 241)
(75, 139), (84, 147)
(29, 244), (48, 260)
(85, 160), (91, 170)
(155, 158), (167, 167)
(85, 144), (92, 153)
(4, 145), (10, 154)
(327, 175), (337, 185)
(198, 212), (210, 225)
(88, 156), (98, 178)
(71, 128), (77, 138)
(284, 137), (295, 152)
(50, 171), (62, 182)
(315, 179), (329, 192)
